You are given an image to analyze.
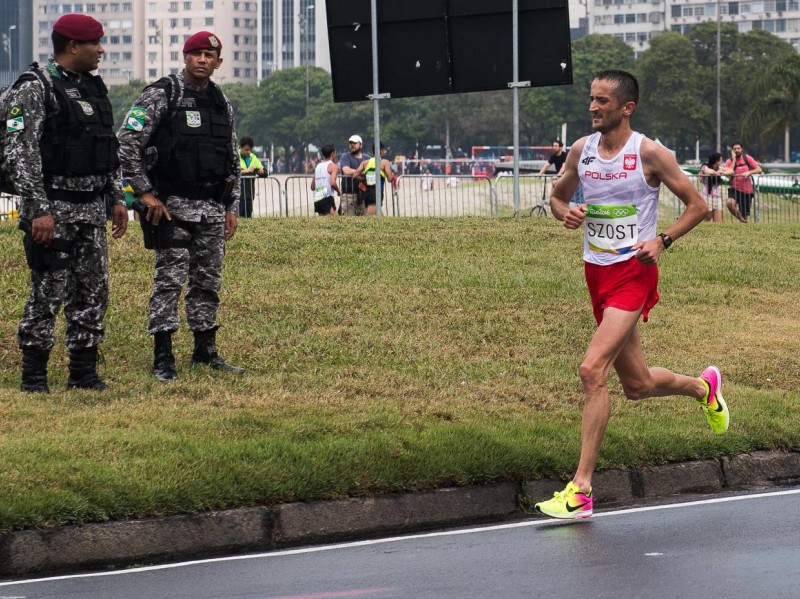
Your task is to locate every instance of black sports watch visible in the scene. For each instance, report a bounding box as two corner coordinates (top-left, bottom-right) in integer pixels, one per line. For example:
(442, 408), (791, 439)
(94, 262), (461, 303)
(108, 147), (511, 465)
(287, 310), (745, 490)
(658, 233), (673, 249)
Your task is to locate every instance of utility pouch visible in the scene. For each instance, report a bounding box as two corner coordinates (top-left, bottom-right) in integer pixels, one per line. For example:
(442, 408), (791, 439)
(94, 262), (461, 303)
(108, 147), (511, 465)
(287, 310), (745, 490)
(132, 199), (175, 250)
(144, 146), (159, 170)
(19, 219), (71, 272)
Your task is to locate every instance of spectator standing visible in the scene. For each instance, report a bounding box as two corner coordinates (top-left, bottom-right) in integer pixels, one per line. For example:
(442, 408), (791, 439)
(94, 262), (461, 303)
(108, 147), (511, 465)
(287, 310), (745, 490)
(117, 30), (245, 381)
(354, 143), (394, 216)
(238, 136), (264, 218)
(721, 142), (762, 223)
(311, 144), (341, 216)
(5, 13), (128, 393)
(699, 152), (724, 223)
(338, 134), (370, 216)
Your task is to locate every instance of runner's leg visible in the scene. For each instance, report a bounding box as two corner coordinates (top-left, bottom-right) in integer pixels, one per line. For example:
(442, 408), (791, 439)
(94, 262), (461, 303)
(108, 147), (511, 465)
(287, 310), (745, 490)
(613, 326), (707, 401)
(572, 307), (641, 491)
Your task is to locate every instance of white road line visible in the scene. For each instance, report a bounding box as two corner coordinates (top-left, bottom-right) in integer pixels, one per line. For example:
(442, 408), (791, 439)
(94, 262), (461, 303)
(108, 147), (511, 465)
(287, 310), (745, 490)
(2, 487), (799, 587)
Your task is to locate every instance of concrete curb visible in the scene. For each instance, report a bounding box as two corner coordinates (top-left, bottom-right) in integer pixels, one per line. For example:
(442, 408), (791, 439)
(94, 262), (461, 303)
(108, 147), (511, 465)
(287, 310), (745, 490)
(1, 449), (798, 577)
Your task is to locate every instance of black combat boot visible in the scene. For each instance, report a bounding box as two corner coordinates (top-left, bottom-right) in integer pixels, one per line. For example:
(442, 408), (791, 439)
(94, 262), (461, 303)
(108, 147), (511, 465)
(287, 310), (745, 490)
(20, 347), (51, 393)
(191, 328), (245, 374)
(67, 346), (108, 390)
(153, 331), (178, 381)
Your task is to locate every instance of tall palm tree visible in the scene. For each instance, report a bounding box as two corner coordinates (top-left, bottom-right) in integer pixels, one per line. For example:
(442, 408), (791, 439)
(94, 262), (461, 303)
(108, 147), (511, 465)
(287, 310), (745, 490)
(741, 55), (800, 161)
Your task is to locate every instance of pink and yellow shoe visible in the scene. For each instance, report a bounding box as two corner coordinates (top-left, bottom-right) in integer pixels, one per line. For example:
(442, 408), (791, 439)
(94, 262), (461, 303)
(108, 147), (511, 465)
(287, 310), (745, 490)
(535, 481), (593, 519)
(698, 365), (729, 435)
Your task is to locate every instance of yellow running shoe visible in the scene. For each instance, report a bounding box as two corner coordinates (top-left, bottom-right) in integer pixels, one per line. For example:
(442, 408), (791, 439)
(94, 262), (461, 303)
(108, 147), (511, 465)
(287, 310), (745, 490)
(534, 481), (593, 519)
(698, 365), (729, 435)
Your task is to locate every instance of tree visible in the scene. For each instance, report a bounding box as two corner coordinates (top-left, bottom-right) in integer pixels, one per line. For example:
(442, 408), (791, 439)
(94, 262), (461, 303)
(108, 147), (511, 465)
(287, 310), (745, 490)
(741, 53), (800, 159)
(561, 35), (636, 142)
(637, 32), (710, 160)
(107, 80), (148, 130)
(688, 23), (796, 155)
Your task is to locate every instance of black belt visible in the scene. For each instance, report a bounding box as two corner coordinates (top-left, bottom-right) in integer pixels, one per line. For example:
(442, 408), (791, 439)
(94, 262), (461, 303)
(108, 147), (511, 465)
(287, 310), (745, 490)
(155, 181), (226, 200)
(47, 189), (100, 204)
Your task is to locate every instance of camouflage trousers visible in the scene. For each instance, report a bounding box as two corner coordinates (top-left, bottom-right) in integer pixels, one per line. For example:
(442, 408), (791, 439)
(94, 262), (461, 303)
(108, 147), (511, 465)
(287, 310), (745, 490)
(18, 222), (109, 351)
(148, 218), (225, 334)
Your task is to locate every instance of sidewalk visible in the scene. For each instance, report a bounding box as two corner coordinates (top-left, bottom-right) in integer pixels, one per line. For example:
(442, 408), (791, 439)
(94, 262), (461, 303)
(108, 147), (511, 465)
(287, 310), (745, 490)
(1, 450), (798, 578)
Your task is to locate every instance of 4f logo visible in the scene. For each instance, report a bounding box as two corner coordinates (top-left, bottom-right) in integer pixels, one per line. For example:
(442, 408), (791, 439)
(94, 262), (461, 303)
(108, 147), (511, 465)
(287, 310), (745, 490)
(581, 156), (596, 165)
(623, 154), (637, 170)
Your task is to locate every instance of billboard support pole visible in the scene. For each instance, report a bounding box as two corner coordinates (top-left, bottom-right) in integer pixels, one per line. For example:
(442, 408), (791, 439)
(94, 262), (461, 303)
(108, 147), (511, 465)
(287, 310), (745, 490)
(368, 0), (390, 216)
(509, 0), (531, 217)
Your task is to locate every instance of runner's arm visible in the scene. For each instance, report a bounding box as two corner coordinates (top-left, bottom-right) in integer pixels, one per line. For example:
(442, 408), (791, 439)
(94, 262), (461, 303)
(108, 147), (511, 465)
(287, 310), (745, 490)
(329, 162), (341, 195)
(633, 138), (707, 263)
(550, 138), (587, 229)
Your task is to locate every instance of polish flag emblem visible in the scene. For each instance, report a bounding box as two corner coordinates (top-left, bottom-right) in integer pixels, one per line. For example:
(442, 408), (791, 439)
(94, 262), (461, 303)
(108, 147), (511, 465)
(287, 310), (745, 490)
(623, 154), (637, 170)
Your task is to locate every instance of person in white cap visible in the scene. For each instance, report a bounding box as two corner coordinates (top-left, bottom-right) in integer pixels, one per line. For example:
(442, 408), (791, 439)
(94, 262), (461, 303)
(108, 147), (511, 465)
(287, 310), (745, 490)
(337, 134), (371, 216)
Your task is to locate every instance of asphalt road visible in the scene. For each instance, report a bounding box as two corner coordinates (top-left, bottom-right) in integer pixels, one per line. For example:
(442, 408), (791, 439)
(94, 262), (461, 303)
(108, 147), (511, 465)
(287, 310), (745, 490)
(2, 488), (799, 599)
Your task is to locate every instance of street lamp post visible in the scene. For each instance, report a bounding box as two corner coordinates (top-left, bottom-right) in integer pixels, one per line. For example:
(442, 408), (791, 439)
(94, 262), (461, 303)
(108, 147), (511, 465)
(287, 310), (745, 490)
(304, 4), (314, 110)
(716, 0), (721, 153)
(8, 25), (16, 72)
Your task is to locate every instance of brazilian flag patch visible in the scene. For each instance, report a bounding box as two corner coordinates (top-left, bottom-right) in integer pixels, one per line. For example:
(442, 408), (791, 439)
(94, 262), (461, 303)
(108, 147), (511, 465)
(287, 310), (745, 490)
(6, 104), (24, 132)
(125, 106), (146, 131)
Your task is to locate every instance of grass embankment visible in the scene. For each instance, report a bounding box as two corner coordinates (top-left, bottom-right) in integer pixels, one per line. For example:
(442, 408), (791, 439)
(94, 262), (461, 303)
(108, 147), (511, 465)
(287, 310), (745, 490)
(0, 217), (799, 532)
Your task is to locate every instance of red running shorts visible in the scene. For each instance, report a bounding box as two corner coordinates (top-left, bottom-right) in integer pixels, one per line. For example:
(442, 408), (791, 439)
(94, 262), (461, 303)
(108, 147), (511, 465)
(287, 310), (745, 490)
(584, 258), (660, 325)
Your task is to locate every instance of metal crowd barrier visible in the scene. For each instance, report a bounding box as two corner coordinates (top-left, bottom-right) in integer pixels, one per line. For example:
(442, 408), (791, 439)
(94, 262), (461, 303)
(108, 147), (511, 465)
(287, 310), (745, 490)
(267, 174), (496, 217)
(676, 173), (800, 225)
(494, 173), (552, 217)
(390, 174), (495, 216)
(1, 194), (19, 221)
(241, 176), (285, 218)
(171, 172), (800, 224)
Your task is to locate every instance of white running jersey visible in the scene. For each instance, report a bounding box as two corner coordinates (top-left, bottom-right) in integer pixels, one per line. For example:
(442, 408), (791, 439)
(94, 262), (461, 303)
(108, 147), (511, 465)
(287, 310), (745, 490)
(577, 131), (660, 265)
(314, 160), (334, 201)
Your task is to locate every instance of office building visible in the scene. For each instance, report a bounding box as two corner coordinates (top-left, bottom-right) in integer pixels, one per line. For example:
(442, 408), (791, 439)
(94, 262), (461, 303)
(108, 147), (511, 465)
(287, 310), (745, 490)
(31, 0), (263, 85)
(258, 0), (329, 79)
(591, 0), (800, 55)
(1, 0), (33, 86)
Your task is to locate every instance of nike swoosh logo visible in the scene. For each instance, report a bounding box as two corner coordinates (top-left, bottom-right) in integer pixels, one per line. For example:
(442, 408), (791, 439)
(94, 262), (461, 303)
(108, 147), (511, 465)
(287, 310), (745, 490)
(566, 501), (591, 512)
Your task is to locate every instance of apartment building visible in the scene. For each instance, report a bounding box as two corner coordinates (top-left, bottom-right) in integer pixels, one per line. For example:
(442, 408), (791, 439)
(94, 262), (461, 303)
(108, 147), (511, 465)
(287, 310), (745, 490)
(668, 0), (800, 50)
(259, 0), (329, 79)
(32, 0), (263, 85)
(1, 0), (33, 86)
(589, 0), (667, 56)
(591, 0), (800, 54)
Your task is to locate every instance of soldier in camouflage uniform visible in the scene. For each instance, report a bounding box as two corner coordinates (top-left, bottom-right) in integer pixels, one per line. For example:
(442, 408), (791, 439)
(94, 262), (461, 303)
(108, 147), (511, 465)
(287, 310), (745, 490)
(4, 14), (128, 393)
(117, 31), (244, 381)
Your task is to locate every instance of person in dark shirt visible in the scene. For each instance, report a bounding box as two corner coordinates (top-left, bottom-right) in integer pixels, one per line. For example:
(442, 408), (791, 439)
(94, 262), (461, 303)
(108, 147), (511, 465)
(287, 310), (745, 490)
(338, 134), (370, 216)
(539, 139), (567, 175)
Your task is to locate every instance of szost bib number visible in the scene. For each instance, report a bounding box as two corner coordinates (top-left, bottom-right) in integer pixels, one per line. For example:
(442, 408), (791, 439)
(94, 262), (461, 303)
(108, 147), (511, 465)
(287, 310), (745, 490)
(585, 204), (638, 254)
(366, 171), (376, 186)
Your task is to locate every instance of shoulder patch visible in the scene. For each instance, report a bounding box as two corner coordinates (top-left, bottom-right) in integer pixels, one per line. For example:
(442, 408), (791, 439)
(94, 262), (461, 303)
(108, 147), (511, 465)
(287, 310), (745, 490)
(125, 105), (146, 131)
(6, 103), (24, 132)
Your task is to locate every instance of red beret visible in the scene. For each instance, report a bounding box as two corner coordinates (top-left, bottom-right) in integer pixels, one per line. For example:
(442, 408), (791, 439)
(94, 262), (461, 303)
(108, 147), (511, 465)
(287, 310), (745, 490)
(183, 31), (223, 54)
(53, 14), (104, 42)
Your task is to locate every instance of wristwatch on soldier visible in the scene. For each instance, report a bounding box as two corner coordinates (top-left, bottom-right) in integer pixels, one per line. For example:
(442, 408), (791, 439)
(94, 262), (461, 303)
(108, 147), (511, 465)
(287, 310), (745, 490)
(658, 232), (673, 249)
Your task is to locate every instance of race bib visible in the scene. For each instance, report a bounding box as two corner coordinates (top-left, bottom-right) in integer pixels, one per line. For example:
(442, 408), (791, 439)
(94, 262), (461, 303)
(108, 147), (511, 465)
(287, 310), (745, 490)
(585, 204), (638, 254)
(366, 171), (376, 186)
(314, 186), (327, 201)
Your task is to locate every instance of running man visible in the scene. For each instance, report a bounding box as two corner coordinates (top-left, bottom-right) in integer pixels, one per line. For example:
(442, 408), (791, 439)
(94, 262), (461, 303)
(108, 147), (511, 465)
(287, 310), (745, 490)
(534, 70), (730, 520)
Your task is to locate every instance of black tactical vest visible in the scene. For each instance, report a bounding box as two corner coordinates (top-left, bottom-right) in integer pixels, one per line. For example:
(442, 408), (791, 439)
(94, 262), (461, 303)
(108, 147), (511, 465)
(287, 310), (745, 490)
(40, 71), (120, 177)
(148, 78), (235, 190)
